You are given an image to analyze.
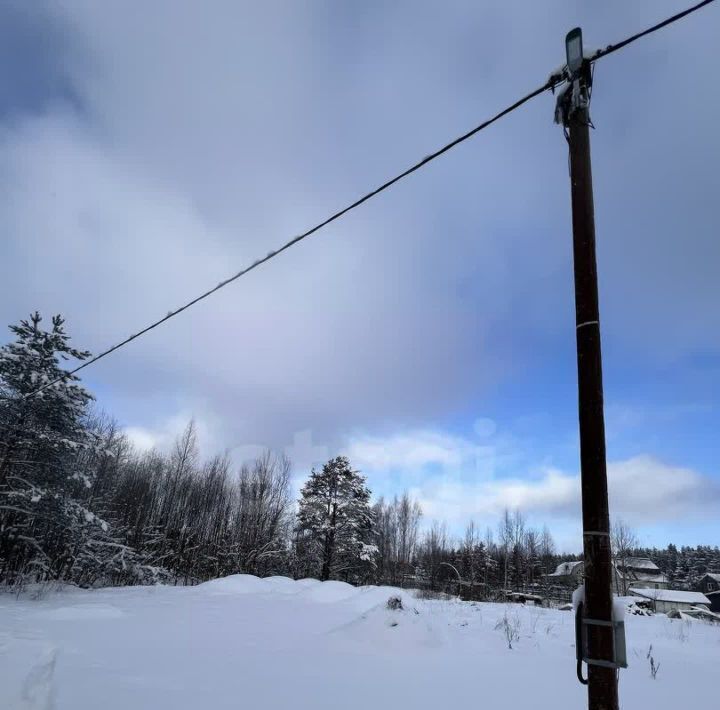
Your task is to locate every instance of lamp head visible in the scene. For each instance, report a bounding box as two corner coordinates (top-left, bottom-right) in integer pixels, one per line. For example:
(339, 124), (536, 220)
(565, 27), (584, 78)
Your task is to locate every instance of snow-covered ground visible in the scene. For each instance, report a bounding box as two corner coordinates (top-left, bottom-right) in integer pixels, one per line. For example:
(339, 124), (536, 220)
(1, 576), (716, 709)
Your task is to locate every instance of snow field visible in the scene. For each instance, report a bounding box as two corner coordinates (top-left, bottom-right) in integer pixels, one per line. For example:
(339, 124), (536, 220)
(0, 575), (716, 710)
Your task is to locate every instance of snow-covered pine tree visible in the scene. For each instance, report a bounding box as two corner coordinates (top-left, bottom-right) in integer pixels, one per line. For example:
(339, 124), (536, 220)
(689, 546), (710, 588)
(296, 456), (376, 582)
(0, 313), (104, 586)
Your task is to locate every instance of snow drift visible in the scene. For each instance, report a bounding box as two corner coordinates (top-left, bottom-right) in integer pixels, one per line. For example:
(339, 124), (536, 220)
(0, 576), (716, 710)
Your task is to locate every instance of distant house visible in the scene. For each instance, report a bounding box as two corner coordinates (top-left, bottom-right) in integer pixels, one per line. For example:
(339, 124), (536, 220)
(629, 588), (711, 614)
(614, 557), (669, 592)
(546, 560), (584, 586)
(697, 573), (720, 595)
(697, 574), (720, 612)
(545, 557), (668, 592)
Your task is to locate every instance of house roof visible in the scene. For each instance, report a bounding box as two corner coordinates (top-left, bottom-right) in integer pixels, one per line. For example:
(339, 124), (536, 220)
(621, 557), (660, 571)
(702, 573), (720, 582)
(549, 561), (583, 576)
(629, 588), (711, 605)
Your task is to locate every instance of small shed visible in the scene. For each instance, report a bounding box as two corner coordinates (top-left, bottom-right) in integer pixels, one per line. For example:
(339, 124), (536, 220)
(697, 573), (720, 595)
(696, 574), (720, 612)
(706, 590), (720, 613)
(629, 588), (711, 614)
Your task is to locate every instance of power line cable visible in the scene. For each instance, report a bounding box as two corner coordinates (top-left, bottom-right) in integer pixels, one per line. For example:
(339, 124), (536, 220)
(589, 0), (715, 62)
(17, 0), (717, 400)
(19, 82), (559, 400)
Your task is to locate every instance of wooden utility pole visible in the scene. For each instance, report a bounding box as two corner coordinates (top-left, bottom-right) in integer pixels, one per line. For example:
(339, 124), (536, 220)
(569, 102), (619, 710)
(558, 28), (620, 710)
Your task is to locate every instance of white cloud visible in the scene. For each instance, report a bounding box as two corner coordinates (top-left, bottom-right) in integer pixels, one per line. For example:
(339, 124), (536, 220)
(408, 468), (577, 525)
(123, 426), (158, 452)
(408, 455), (718, 529)
(121, 411), (221, 458)
(607, 455), (716, 522)
(343, 420), (529, 486)
(342, 426), (718, 543)
(345, 429), (488, 473)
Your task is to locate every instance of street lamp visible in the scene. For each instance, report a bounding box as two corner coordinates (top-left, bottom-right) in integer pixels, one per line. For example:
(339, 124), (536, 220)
(565, 27), (584, 78)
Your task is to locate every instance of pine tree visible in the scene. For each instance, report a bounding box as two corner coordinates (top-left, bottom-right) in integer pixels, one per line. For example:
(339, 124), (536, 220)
(666, 543), (678, 584)
(296, 456), (376, 582)
(0, 313), (102, 585)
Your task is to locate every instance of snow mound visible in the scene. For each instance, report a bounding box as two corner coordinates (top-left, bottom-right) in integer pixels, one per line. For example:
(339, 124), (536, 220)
(199, 576), (411, 610)
(260, 576), (302, 594)
(327, 595), (446, 652)
(198, 575), (365, 602)
(198, 574), (264, 595)
(299, 580), (359, 603)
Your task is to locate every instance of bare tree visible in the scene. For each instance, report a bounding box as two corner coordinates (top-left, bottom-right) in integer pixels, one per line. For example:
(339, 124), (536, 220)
(499, 509), (526, 590)
(233, 451), (292, 575)
(372, 492), (422, 585)
(539, 524), (556, 589)
(420, 521), (449, 589)
(462, 521), (479, 583)
(499, 509), (513, 590)
(611, 519), (638, 594)
(396, 492), (422, 579)
(540, 525), (556, 562)
(524, 528), (540, 586)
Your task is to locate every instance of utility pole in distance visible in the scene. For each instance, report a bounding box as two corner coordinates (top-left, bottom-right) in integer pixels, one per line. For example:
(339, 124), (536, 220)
(556, 28), (620, 710)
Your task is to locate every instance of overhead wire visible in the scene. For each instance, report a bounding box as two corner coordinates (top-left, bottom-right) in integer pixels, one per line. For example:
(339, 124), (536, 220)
(17, 81), (559, 400)
(588, 0), (715, 62)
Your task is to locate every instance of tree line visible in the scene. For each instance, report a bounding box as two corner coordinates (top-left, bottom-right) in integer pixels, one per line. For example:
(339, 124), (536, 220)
(1, 313), (717, 595)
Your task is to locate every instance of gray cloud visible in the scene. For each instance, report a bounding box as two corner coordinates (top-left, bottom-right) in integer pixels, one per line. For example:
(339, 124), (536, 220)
(0, 0), (717, 456)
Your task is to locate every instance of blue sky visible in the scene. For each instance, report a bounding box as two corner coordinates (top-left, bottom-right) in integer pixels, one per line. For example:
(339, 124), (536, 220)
(0, 1), (718, 551)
